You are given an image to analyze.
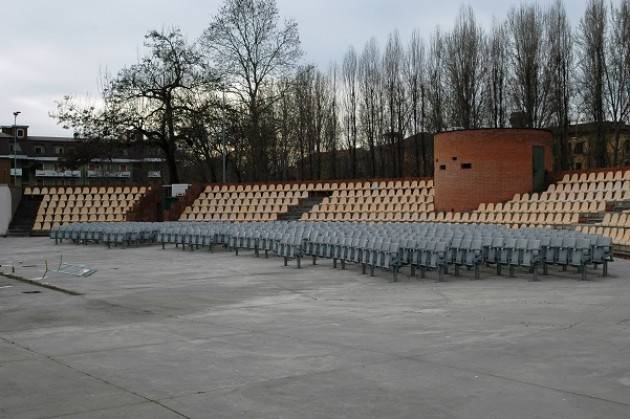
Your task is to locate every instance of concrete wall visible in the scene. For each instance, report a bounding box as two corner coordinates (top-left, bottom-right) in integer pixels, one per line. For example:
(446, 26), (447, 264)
(0, 185), (12, 235)
(434, 129), (554, 212)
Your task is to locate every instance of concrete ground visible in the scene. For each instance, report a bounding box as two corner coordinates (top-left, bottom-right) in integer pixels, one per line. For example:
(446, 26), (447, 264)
(0, 237), (629, 419)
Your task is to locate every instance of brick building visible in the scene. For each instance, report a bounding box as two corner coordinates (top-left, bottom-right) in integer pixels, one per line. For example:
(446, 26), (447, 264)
(566, 122), (630, 170)
(0, 124), (165, 186)
(434, 128), (554, 212)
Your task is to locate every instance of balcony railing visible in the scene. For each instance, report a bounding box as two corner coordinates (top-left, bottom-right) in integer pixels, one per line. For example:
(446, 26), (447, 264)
(147, 171), (162, 178)
(87, 170), (131, 178)
(35, 169), (80, 178)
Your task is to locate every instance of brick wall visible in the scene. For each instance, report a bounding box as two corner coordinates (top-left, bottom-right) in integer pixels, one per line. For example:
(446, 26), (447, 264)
(434, 129), (554, 212)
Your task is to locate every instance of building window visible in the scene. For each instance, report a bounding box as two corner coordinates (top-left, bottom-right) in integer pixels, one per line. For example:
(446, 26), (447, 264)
(120, 164), (128, 172)
(55, 146), (64, 155)
(575, 162), (582, 170)
(34, 145), (44, 154)
(439, 165), (446, 170)
(16, 129), (24, 138)
(574, 142), (584, 155)
(452, 156), (458, 161)
(461, 163), (472, 169)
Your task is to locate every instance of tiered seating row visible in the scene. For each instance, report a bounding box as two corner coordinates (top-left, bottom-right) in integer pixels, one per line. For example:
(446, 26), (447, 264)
(578, 225), (630, 246)
(558, 170), (630, 184)
(201, 179), (433, 193)
(305, 183), (435, 222)
(32, 187), (150, 231)
(24, 186), (147, 195)
(182, 179), (435, 222)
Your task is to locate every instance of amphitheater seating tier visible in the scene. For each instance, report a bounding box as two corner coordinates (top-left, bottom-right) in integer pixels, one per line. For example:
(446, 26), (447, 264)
(24, 186), (149, 231)
(19, 168), (630, 251)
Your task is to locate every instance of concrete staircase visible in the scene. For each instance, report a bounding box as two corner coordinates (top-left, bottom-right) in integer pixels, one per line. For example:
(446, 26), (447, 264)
(7, 195), (43, 236)
(278, 191), (331, 221)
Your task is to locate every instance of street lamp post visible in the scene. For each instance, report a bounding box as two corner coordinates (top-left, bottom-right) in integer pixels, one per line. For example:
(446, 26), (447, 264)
(13, 111), (21, 186)
(221, 90), (227, 184)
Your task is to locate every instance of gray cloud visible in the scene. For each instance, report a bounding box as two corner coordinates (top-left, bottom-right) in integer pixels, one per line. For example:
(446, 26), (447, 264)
(1, 0), (586, 136)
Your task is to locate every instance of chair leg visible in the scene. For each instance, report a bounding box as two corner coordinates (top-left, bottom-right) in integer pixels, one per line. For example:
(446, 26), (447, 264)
(603, 261), (608, 277)
(370, 265), (375, 277)
(474, 264), (480, 280)
(312, 256), (317, 265)
(410, 265), (416, 277)
(362, 264), (366, 274)
(297, 257), (301, 269)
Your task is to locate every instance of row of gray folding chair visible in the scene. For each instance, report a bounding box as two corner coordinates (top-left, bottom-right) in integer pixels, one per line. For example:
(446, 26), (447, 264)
(49, 221), (612, 281)
(50, 222), (162, 247)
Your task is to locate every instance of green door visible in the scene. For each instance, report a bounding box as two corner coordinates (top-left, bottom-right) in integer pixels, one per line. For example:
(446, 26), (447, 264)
(532, 146), (545, 192)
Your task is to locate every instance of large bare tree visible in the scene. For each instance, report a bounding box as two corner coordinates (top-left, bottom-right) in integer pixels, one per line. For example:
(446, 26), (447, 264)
(486, 20), (509, 128)
(507, 4), (552, 128)
(427, 29), (446, 133)
(546, 0), (573, 170)
(404, 30), (428, 176)
(202, 0), (302, 180)
(359, 38), (381, 176)
(54, 29), (219, 183)
(444, 6), (486, 129)
(342, 46), (359, 177)
(606, 0), (630, 165)
(383, 31), (406, 177)
(577, 0), (609, 167)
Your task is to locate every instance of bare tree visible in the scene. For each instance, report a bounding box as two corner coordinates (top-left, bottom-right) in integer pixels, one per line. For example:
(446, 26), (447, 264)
(546, 0), (574, 170)
(383, 31), (406, 177)
(577, 0), (608, 167)
(404, 30), (427, 176)
(324, 64), (339, 179)
(444, 6), (486, 129)
(342, 46), (359, 177)
(359, 38), (381, 176)
(202, 0), (302, 180)
(606, 0), (630, 165)
(54, 29), (219, 183)
(486, 19), (509, 128)
(427, 29), (446, 133)
(507, 4), (552, 128)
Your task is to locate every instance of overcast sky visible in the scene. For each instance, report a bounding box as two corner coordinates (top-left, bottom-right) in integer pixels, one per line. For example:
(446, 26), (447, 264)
(1, 0), (587, 136)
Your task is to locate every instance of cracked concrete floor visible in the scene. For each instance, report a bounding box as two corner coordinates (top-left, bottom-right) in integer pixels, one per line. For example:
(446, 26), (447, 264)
(1, 237), (630, 418)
